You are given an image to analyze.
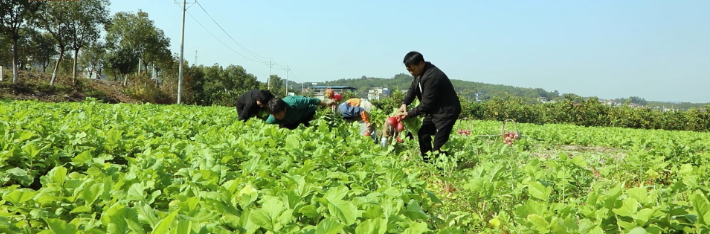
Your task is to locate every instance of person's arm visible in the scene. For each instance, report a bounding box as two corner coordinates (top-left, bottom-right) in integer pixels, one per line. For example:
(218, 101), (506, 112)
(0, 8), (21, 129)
(360, 110), (370, 124)
(265, 114), (277, 124)
(399, 79), (418, 112)
(289, 96), (326, 109)
(238, 101), (253, 121)
(407, 73), (441, 117)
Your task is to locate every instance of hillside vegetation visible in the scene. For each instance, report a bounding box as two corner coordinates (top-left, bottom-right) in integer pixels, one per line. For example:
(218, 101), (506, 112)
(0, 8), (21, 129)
(317, 74), (710, 110)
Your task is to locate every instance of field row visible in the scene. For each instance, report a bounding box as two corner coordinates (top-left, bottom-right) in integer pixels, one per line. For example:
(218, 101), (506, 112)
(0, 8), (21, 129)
(2, 100), (710, 233)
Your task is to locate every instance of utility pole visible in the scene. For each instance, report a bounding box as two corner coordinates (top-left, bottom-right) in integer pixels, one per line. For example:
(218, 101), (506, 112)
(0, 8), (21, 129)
(177, 0), (187, 104)
(285, 65), (290, 96)
(267, 59), (272, 90)
(195, 50), (198, 65)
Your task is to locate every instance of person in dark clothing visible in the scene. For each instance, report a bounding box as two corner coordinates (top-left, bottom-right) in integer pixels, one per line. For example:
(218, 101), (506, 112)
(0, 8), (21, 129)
(394, 51), (462, 163)
(265, 96), (336, 130)
(236, 90), (275, 122)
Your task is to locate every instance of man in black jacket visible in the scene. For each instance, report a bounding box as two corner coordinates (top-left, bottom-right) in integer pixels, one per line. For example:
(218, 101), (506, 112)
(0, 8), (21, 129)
(395, 51), (461, 163)
(236, 90), (275, 122)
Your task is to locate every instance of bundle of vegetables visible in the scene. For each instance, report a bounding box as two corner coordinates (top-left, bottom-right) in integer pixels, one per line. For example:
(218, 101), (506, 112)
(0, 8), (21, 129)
(386, 109), (422, 135)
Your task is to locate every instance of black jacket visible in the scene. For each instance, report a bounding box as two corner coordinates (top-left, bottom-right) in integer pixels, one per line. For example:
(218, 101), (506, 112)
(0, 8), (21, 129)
(403, 62), (461, 127)
(236, 90), (263, 121)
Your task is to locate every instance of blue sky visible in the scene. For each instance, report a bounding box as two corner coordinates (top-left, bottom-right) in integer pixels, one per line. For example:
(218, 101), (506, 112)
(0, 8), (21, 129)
(108, 0), (710, 103)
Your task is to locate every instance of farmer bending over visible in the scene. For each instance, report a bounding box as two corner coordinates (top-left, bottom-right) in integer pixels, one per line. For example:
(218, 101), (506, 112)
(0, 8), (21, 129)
(394, 51), (462, 163)
(266, 96), (336, 129)
(338, 98), (377, 141)
(236, 90), (275, 122)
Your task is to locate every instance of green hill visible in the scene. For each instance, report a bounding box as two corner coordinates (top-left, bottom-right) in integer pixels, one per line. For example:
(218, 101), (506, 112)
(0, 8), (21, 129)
(313, 73), (559, 103)
(303, 73), (710, 109)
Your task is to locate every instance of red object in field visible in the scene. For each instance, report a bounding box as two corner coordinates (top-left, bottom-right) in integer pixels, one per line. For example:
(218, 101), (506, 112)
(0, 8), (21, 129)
(364, 132), (371, 136)
(333, 93), (342, 101)
(386, 116), (399, 126)
(324, 89), (334, 98)
(395, 122), (404, 132)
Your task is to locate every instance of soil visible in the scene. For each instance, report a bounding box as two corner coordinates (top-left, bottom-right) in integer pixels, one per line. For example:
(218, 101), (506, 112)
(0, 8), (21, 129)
(0, 70), (137, 104)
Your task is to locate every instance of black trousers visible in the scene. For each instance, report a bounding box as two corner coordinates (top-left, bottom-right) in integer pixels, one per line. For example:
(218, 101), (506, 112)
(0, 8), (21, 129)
(417, 117), (456, 163)
(281, 110), (316, 130)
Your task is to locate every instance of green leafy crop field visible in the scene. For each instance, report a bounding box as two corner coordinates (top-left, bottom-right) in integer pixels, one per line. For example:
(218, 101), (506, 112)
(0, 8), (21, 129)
(2, 99), (710, 233)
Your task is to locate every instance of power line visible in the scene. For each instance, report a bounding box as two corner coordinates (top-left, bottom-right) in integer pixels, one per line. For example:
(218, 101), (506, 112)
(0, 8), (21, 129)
(173, 2), (268, 65)
(194, 0), (271, 63)
(174, 1), (298, 87)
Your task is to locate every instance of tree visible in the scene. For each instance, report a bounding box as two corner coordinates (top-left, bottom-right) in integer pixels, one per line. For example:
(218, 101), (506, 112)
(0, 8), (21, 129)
(28, 31), (57, 72)
(78, 41), (105, 79)
(66, 0), (110, 84)
(104, 47), (138, 82)
(0, 0), (41, 83)
(268, 75), (283, 95)
(105, 10), (171, 85)
(37, 1), (73, 86)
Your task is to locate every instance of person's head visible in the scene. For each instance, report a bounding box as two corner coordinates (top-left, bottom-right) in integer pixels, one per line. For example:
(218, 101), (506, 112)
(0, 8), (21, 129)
(403, 51), (426, 77)
(267, 98), (287, 120)
(255, 90), (275, 107)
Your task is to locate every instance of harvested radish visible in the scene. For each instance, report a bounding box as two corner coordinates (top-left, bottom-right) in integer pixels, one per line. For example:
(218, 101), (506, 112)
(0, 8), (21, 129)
(395, 122), (404, 132)
(386, 117), (399, 126)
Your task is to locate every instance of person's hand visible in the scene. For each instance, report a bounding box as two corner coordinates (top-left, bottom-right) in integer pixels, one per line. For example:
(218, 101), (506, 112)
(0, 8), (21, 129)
(397, 104), (407, 113)
(365, 123), (372, 133)
(395, 112), (408, 120)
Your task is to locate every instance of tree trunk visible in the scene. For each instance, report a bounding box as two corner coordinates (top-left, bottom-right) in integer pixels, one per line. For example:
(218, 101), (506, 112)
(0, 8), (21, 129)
(11, 38), (19, 84)
(72, 48), (79, 85)
(50, 47), (65, 86)
(123, 74), (128, 86)
(88, 67), (94, 80)
(42, 62), (47, 73)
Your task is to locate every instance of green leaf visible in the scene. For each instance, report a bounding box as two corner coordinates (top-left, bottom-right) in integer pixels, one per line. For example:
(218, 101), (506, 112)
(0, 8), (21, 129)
(324, 186), (349, 202)
(174, 220), (192, 234)
(315, 218), (344, 234)
(47, 166), (68, 185)
(570, 155), (587, 168)
(403, 200), (429, 221)
(528, 181), (551, 201)
(612, 198), (639, 218)
(72, 151), (93, 165)
(151, 211), (178, 234)
(362, 205), (384, 219)
(402, 222), (429, 234)
(628, 227), (648, 234)
(83, 182), (104, 207)
(44, 218), (78, 234)
(527, 214), (550, 233)
(249, 209), (273, 230)
(627, 187), (648, 204)
(355, 218), (388, 234)
(22, 142), (40, 158)
(690, 191), (710, 225)
(328, 200), (358, 225)
(2, 189), (37, 205)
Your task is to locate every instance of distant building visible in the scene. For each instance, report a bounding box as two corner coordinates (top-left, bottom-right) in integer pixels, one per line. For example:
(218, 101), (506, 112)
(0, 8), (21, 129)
(367, 87), (389, 100)
(311, 85), (357, 100)
(538, 97), (548, 103)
